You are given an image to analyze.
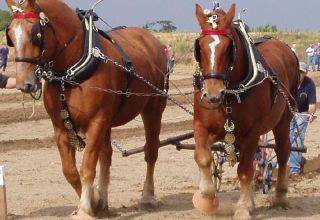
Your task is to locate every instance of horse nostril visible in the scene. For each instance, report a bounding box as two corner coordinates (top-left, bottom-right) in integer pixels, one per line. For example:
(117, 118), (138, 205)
(23, 83), (34, 93)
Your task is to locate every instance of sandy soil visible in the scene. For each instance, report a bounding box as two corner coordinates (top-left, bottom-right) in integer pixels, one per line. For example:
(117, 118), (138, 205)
(1, 63), (320, 220)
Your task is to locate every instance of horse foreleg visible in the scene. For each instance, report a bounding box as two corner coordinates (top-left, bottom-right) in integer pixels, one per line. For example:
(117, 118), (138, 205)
(92, 128), (112, 211)
(235, 139), (259, 220)
(194, 123), (215, 198)
(272, 118), (291, 208)
(77, 125), (106, 217)
(55, 127), (82, 197)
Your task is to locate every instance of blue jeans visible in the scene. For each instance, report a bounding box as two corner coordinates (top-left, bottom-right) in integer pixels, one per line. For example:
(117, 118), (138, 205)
(316, 55), (320, 71)
(306, 56), (315, 71)
(289, 113), (308, 174)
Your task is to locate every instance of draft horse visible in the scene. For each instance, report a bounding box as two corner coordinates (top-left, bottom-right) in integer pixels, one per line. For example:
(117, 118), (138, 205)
(6, 0), (167, 219)
(193, 4), (299, 219)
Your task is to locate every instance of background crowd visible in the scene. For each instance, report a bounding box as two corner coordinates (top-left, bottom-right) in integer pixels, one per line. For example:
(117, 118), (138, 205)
(305, 43), (320, 71)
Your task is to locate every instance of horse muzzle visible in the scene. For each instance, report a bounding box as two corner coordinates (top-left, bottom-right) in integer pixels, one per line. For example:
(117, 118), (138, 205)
(201, 89), (225, 104)
(17, 78), (41, 93)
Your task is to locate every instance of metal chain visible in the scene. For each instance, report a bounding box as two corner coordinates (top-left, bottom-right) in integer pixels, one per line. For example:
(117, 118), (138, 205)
(111, 140), (127, 155)
(269, 77), (306, 148)
(269, 76), (295, 116)
(95, 48), (194, 116)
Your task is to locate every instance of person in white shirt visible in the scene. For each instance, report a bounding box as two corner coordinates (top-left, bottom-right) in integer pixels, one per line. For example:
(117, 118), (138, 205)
(291, 43), (297, 53)
(306, 44), (315, 71)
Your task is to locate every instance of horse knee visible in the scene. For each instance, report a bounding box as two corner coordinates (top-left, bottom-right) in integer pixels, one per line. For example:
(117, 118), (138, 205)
(63, 166), (79, 182)
(62, 167), (81, 195)
(144, 141), (160, 163)
(195, 148), (212, 168)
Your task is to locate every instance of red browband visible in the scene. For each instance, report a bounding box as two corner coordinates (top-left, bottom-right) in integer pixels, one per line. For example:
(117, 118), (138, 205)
(202, 29), (231, 36)
(12, 12), (40, 19)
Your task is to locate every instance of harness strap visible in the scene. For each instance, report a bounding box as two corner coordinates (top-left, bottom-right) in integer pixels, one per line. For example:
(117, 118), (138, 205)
(98, 28), (135, 109)
(15, 57), (41, 65)
(204, 73), (227, 80)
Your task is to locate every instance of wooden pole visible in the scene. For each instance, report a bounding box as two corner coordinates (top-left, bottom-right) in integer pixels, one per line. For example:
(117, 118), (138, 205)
(0, 166), (7, 220)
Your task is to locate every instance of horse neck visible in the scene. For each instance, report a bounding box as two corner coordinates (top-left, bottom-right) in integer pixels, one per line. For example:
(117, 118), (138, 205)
(229, 27), (248, 83)
(38, 0), (84, 71)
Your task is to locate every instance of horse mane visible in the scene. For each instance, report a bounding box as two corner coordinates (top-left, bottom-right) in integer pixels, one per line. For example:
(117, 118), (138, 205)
(36, 0), (80, 31)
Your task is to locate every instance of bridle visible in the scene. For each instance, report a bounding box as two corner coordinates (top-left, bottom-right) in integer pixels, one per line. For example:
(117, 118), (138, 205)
(7, 11), (48, 66)
(7, 8), (82, 73)
(194, 28), (236, 99)
(200, 28), (233, 80)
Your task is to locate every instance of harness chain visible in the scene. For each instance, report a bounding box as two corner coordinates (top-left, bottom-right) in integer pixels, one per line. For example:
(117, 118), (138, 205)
(271, 78), (306, 149)
(95, 49), (194, 116)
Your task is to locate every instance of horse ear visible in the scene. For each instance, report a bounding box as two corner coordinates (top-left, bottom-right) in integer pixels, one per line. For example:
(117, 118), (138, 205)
(195, 4), (207, 28)
(27, 0), (36, 8)
(5, 0), (15, 8)
(225, 3), (236, 25)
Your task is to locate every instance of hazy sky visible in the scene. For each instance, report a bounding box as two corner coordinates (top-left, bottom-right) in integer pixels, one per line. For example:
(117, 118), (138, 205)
(1, 0), (319, 32)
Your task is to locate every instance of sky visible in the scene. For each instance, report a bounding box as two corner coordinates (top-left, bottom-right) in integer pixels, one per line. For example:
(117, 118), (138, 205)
(1, 0), (319, 32)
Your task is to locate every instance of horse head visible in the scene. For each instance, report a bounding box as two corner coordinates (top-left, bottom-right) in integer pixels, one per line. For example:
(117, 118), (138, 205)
(195, 4), (235, 104)
(5, 0), (82, 93)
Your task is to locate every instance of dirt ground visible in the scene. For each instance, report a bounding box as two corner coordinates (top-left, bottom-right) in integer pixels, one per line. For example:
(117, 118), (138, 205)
(1, 63), (320, 220)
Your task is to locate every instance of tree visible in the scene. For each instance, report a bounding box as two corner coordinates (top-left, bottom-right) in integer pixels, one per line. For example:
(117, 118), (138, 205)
(142, 20), (176, 32)
(156, 20), (177, 32)
(251, 24), (278, 32)
(0, 9), (11, 31)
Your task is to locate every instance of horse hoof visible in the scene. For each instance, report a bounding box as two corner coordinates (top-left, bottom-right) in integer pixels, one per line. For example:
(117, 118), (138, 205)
(271, 197), (291, 209)
(70, 208), (96, 220)
(139, 197), (158, 211)
(192, 190), (219, 214)
(139, 202), (158, 211)
(234, 209), (251, 220)
(91, 187), (100, 209)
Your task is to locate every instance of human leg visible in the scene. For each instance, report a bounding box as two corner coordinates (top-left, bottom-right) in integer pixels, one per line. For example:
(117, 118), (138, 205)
(317, 56), (320, 71)
(306, 56), (311, 70)
(289, 113), (308, 174)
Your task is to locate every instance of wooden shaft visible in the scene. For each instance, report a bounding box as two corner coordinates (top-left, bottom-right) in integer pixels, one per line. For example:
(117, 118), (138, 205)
(0, 166), (7, 220)
(122, 131), (194, 157)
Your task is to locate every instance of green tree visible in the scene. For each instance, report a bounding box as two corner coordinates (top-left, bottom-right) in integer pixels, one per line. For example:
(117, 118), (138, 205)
(251, 24), (278, 32)
(0, 9), (11, 31)
(156, 20), (177, 32)
(142, 20), (176, 32)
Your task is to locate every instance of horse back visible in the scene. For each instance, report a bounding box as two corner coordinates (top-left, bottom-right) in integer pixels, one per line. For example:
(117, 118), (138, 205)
(256, 39), (299, 93)
(106, 27), (167, 80)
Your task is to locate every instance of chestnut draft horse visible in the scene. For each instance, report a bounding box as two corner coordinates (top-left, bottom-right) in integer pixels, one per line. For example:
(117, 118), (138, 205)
(6, 0), (167, 219)
(193, 4), (299, 219)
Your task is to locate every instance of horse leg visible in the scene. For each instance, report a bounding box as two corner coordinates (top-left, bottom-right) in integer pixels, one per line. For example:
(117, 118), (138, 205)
(92, 128), (112, 211)
(235, 137), (259, 220)
(54, 126), (82, 197)
(194, 124), (215, 198)
(272, 115), (291, 208)
(72, 125), (106, 219)
(139, 106), (164, 208)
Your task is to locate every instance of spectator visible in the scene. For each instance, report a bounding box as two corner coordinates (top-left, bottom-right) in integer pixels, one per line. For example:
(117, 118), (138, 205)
(0, 45), (9, 72)
(0, 72), (16, 89)
(291, 43), (296, 54)
(305, 44), (315, 71)
(168, 44), (175, 73)
(314, 43), (320, 71)
(289, 62), (316, 176)
(164, 45), (169, 73)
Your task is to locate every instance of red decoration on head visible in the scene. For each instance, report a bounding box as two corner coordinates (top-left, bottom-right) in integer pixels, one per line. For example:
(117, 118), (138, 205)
(201, 29), (231, 36)
(12, 12), (40, 19)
